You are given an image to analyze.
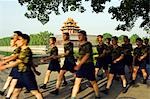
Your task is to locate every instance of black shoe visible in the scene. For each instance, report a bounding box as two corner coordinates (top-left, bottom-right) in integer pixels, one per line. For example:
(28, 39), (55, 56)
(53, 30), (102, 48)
(62, 81), (68, 86)
(122, 87), (128, 93)
(40, 84), (47, 89)
(0, 91), (5, 96)
(101, 88), (109, 95)
(130, 80), (135, 85)
(143, 79), (147, 84)
(34, 71), (41, 76)
(95, 96), (101, 99)
(50, 89), (59, 95)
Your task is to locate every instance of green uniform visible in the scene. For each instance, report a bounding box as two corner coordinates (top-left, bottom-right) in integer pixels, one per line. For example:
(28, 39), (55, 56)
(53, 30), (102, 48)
(110, 46), (125, 75)
(95, 43), (109, 70)
(17, 47), (32, 72)
(76, 42), (95, 81)
(61, 42), (76, 72)
(133, 45), (148, 68)
(15, 47), (38, 91)
(47, 46), (60, 71)
(122, 43), (133, 66)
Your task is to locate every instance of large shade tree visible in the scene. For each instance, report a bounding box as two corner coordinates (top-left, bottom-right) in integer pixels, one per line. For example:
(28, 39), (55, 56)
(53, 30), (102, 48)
(18, 0), (149, 32)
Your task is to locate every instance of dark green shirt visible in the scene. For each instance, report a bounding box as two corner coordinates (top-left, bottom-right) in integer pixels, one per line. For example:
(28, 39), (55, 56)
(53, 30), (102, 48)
(13, 47), (21, 55)
(46, 46), (58, 56)
(145, 45), (150, 64)
(133, 45), (147, 57)
(122, 43), (133, 55)
(18, 47), (32, 72)
(12, 47), (21, 69)
(96, 43), (108, 58)
(64, 42), (74, 58)
(46, 46), (59, 62)
(111, 46), (124, 61)
(78, 42), (93, 63)
(106, 44), (113, 56)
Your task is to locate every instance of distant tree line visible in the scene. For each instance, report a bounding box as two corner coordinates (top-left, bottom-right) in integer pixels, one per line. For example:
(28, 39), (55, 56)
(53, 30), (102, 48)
(102, 33), (148, 44)
(0, 37), (11, 46)
(0, 32), (149, 46)
(0, 31), (53, 46)
(29, 31), (53, 45)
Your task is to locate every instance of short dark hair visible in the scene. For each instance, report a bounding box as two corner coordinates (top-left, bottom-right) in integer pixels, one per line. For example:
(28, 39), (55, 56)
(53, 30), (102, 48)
(13, 31), (22, 36)
(123, 35), (128, 39)
(21, 34), (30, 44)
(10, 37), (13, 40)
(136, 38), (142, 42)
(63, 32), (70, 36)
(144, 38), (149, 41)
(97, 35), (103, 38)
(106, 38), (111, 41)
(78, 30), (87, 36)
(112, 36), (118, 41)
(50, 37), (56, 42)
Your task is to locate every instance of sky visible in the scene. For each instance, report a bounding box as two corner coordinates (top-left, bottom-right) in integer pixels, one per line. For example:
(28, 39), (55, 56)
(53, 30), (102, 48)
(0, 0), (149, 39)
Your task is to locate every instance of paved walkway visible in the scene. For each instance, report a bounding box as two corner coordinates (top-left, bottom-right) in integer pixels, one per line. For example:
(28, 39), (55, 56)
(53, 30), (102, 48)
(0, 64), (150, 99)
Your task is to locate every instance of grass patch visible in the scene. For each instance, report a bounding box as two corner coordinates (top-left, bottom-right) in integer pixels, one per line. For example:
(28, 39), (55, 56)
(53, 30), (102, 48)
(0, 51), (12, 56)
